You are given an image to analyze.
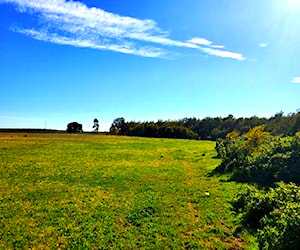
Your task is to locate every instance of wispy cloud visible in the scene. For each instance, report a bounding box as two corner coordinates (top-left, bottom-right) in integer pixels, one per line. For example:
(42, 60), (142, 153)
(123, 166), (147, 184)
(187, 37), (244, 60)
(187, 37), (212, 46)
(258, 43), (268, 48)
(292, 77), (300, 83)
(2, 0), (245, 60)
(211, 45), (225, 49)
(201, 47), (245, 61)
(15, 28), (164, 58)
(187, 38), (226, 49)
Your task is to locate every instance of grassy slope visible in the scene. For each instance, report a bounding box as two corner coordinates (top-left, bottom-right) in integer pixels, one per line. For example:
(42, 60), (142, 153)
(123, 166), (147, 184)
(0, 133), (255, 249)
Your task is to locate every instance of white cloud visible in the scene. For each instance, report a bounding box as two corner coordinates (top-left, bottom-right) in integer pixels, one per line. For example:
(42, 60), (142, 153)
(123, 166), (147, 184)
(211, 45), (225, 49)
(292, 77), (300, 83)
(2, 0), (245, 60)
(187, 37), (244, 60)
(201, 47), (245, 61)
(187, 37), (212, 46)
(187, 38), (226, 49)
(16, 28), (165, 58)
(258, 43), (268, 48)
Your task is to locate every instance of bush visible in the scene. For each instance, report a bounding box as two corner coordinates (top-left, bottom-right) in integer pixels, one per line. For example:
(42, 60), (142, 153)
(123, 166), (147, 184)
(216, 127), (300, 249)
(66, 122), (83, 133)
(233, 182), (300, 249)
(215, 126), (300, 185)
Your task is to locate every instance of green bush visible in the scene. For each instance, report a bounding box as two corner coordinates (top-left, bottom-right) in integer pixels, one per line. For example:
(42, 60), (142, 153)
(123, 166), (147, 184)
(216, 127), (300, 249)
(233, 182), (300, 249)
(215, 127), (300, 185)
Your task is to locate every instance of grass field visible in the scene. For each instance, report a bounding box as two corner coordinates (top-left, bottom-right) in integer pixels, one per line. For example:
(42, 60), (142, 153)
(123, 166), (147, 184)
(0, 133), (255, 249)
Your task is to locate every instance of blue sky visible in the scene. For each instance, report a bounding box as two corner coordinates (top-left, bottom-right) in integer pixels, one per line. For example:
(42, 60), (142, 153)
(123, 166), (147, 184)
(0, 0), (299, 131)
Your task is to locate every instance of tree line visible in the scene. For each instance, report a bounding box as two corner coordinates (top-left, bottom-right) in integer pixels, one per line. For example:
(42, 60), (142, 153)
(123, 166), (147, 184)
(110, 111), (300, 140)
(65, 112), (300, 138)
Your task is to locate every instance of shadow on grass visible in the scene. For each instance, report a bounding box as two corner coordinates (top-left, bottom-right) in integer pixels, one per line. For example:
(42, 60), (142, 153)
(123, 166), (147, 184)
(209, 163), (283, 189)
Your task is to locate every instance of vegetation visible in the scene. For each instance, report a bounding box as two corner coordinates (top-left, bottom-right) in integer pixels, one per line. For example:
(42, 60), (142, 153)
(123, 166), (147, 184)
(0, 133), (254, 249)
(66, 122), (83, 133)
(215, 126), (300, 185)
(215, 127), (300, 249)
(2, 113), (299, 249)
(233, 183), (300, 250)
(93, 119), (99, 132)
(110, 112), (300, 140)
(110, 117), (126, 135)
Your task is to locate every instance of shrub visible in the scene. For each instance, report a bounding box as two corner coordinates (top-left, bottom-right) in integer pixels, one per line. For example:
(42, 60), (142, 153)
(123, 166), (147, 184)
(215, 126), (300, 185)
(233, 182), (300, 249)
(217, 127), (300, 249)
(66, 122), (83, 133)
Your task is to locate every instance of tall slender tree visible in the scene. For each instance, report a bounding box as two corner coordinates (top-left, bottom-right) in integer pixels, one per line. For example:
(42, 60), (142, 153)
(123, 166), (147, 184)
(93, 118), (99, 132)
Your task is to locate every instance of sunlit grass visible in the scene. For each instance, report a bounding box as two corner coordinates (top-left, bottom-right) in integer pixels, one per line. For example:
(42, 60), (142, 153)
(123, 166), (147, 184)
(0, 133), (256, 249)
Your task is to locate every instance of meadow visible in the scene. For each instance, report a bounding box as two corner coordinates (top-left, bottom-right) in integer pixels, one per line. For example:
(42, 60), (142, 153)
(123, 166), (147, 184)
(0, 133), (255, 249)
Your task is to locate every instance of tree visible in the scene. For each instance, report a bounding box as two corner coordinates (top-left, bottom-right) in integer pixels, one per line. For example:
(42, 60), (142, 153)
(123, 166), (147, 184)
(93, 118), (99, 132)
(66, 122), (83, 133)
(110, 117), (126, 135)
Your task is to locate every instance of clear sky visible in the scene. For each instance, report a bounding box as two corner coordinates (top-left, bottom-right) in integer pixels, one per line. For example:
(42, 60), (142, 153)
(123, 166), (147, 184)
(0, 0), (299, 131)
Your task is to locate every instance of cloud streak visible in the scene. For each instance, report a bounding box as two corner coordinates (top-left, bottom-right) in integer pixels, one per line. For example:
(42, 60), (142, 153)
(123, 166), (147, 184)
(292, 77), (300, 83)
(187, 37), (212, 46)
(258, 43), (268, 48)
(2, 0), (245, 60)
(16, 28), (165, 58)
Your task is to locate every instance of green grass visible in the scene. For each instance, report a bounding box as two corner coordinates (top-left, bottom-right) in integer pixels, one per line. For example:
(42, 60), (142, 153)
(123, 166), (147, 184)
(0, 133), (256, 249)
